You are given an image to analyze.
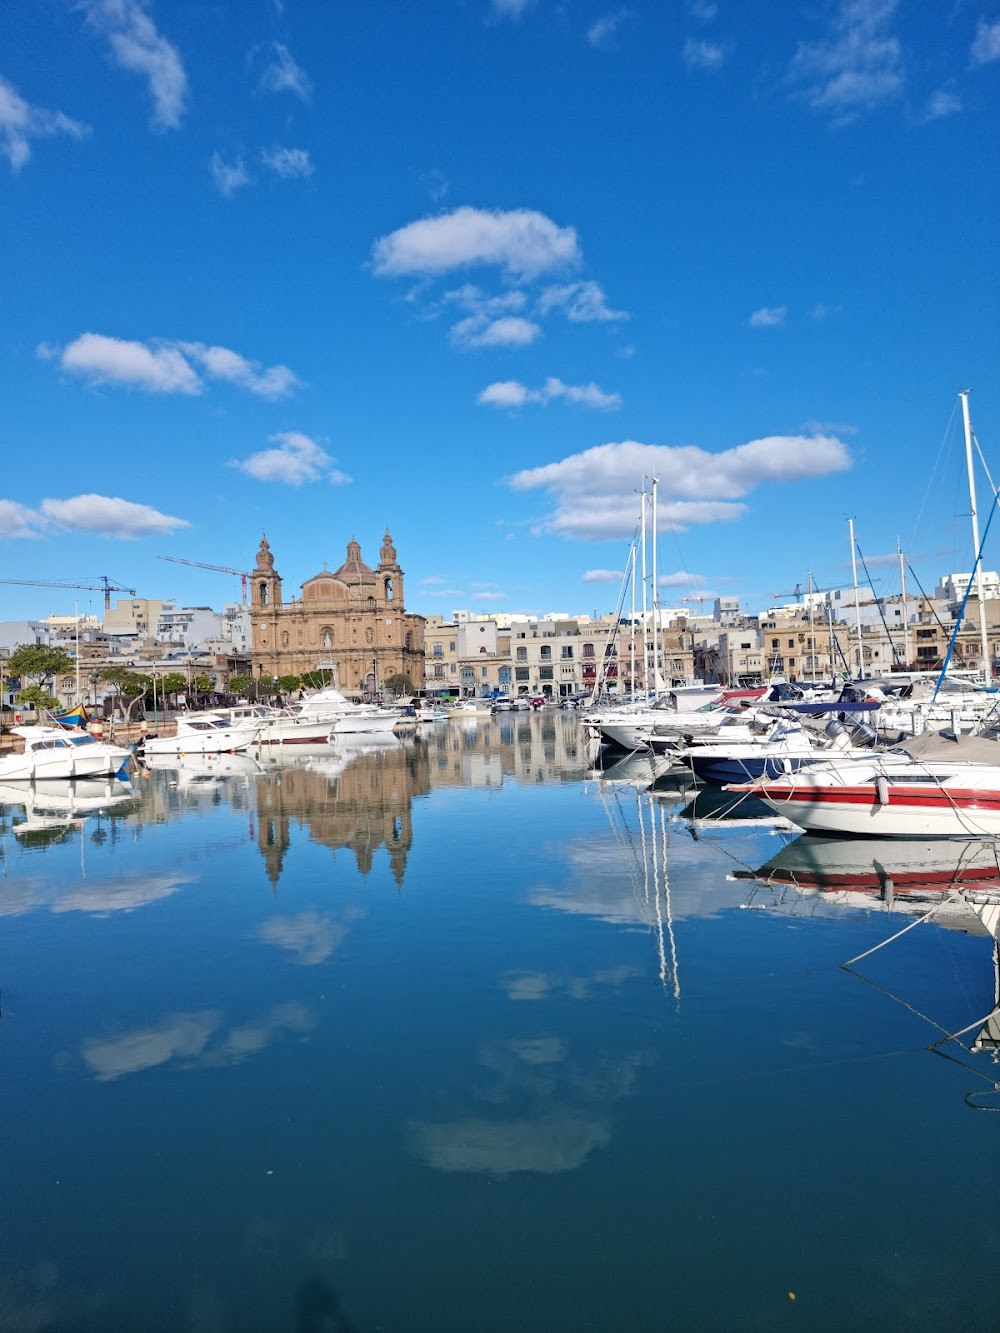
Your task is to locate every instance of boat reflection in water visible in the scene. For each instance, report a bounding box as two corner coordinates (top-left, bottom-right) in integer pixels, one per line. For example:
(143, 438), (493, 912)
(738, 834), (1000, 1109)
(0, 776), (138, 839)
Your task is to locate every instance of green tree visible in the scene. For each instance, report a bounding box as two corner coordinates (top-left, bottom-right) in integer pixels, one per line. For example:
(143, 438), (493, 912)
(192, 675), (213, 698)
(300, 669), (333, 690)
(159, 672), (187, 703)
(228, 675), (254, 696)
(15, 683), (59, 712)
(384, 672), (414, 697)
(277, 674), (300, 694)
(8, 644), (74, 692)
(102, 667), (150, 726)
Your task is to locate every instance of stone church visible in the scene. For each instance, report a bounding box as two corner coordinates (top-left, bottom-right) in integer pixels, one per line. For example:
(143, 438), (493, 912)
(249, 530), (425, 695)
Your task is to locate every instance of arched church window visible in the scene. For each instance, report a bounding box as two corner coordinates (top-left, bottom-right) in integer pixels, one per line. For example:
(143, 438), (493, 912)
(259, 582), (269, 606)
(385, 577), (394, 602)
(367, 596), (375, 608)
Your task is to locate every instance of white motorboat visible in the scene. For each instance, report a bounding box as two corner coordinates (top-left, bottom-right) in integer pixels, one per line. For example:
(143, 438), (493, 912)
(0, 726), (133, 781)
(217, 703), (333, 745)
(141, 714), (262, 756)
(290, 686), (399, 735)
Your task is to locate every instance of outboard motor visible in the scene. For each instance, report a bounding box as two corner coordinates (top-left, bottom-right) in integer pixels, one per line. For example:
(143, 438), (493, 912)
(825, 717), (847, 743)
(850, 721), (878, 748)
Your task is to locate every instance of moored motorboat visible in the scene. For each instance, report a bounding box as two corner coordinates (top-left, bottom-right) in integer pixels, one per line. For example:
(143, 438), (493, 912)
(216, 703), (333, 745)
(0, 726), (133, 781)
(141, 714), (262, 756)
(288, 686), (399, 734)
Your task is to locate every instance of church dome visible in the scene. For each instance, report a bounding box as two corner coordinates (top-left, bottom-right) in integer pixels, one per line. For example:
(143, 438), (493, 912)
(332, 539), (376, 586)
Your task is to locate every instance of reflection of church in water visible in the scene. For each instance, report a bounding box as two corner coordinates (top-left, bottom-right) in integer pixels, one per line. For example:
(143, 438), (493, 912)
(255, 742), (432, 891)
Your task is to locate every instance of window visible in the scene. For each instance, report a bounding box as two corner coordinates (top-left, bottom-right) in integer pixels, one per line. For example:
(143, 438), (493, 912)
(540, 645), (551, 659)
(539, 666), (553, 681)
(515, 667), (530, 681)
(788, 639), (794, 649)
(434, 664), (444, 678)
(516, 647), (527, 661)
(561, 646), (573, 659)
(583, 644), (595, 659)
(433, 644), (444, 658)
(449, 641), (456, 652)
(481, 666), (488, 677)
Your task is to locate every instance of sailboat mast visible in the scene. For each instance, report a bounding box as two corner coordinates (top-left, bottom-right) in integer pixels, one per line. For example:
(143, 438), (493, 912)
(629, 543), (636, 698)
(898, 539), (910, 670)
(640, 485), (649, 695)
(651, 476), (659, 692)
(960, 389), (991, 683)
(849, 517), (864, 680)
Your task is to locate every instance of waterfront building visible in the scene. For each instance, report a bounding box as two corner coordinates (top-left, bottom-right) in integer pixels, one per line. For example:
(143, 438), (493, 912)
(249, 531), (425, 696)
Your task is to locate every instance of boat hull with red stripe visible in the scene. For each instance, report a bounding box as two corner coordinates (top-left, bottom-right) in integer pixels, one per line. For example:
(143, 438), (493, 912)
(728, 754), (1000, 838)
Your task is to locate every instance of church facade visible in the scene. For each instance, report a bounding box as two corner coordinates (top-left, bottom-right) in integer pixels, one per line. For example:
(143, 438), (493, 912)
(249, 531), (425, 695)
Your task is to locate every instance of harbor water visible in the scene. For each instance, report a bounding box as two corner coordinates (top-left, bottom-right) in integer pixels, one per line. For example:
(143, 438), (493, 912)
(1, 712), (998, 1331)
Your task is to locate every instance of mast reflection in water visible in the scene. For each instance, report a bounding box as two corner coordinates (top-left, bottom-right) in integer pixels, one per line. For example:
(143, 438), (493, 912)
(0, 713), (997, 1332)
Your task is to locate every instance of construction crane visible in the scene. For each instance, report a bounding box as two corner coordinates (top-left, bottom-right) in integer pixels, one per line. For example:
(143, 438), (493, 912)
(157, 554), (252, 604)
(770, 583), (805, 602)
(0, 575), (136, 610)
(681, 594), (709, 614)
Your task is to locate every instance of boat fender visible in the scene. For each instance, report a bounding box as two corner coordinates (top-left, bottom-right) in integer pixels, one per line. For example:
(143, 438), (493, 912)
(875, 775), (890, 805)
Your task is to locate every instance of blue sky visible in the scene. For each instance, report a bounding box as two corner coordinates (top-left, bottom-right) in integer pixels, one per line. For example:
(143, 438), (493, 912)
(2, 0), (998, 624)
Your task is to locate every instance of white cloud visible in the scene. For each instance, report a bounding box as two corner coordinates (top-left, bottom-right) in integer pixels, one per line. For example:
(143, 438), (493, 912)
(257, 911), (348, 965)
(409, 1113), (610, 1174)
(372, 206), (580, 280)
(177, 342), (301, 398)
(537, 281), (627, 322)
(260, 145), (314, 179)
(478, 380), (535, 408)
(788, 0), (903, 124)
(228, 432), (352, 487)
(920, 87), (961, 122)
(81, 0), (187, 130)
(971, 18), (1000, 66)
(54, 333), (299, 398)
(258, 41), (312, 99)
(490, 0), (535, 19)
(508, 435), (852, 540)
(0, 76), (90, 172)
(749, 305), (786, 327)
(581, 569), (622, 584)
(452, 315), (541, 349)
(40, 493), (189, 538)
(478, 377), (621, 410)
(60, 332), (202, 393)
(659, 571), (707, 588)
(0, 500), (43, 539)
(587, 11), (629, 50)
(210, 151), (252, 197)
(443, 284), (528, 316)
(690, 1), (717, 19)
(682, 37), (727, 69)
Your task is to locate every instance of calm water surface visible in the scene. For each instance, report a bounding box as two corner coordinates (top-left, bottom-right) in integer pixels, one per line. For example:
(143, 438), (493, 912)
(1, 713), (998, 1331)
